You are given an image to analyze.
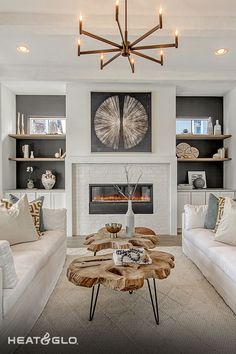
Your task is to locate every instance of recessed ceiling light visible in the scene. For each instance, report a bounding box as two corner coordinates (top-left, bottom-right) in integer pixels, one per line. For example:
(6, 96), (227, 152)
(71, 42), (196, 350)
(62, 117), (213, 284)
(215, 48), (228, 56)
(17, 45), (30, 54)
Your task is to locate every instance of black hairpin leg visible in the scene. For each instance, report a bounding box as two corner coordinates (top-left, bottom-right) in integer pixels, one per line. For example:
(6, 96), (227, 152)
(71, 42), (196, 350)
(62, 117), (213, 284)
(146, 278), (159, 325)
(94, 251), (97, 256)
(89, 284), (100, 321)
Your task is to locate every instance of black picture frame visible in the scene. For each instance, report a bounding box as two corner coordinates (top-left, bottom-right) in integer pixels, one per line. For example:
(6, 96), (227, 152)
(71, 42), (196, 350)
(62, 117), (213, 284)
(91, 92), (152, 152)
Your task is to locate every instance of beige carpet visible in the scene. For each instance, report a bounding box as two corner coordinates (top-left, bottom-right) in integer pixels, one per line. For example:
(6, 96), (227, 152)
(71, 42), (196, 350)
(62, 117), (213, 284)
(16, 247), (236, 354)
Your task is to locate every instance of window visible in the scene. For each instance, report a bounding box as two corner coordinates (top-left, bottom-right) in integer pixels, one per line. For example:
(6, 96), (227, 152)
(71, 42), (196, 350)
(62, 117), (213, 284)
(29, 117), (66, 135)
(176, 118), (208, 134)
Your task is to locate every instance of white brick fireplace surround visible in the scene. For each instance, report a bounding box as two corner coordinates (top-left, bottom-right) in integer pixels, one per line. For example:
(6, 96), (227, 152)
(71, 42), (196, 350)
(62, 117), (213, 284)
(66, 156), (177, 237)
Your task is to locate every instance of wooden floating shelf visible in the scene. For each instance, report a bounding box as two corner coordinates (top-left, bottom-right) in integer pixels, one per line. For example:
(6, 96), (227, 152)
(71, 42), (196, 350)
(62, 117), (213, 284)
(9, 158), (65, 162)
(177, 158), (231, 162)
(176, 134), (231, 140)
(8, 134), (66, 140)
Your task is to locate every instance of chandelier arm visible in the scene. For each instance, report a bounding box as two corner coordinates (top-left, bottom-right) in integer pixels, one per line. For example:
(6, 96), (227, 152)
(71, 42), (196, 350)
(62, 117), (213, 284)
(132, 43), (176, 51)
(81, 30), (122, 49)
(128, 56), (134, 73)
(80, 48), (120, 55)
(116, 18), (125, 45)
(102, 52), (122, 69)
(130, 25), (160, 48)
(125, 0), (128, 43)
(132, 50), (162, 65)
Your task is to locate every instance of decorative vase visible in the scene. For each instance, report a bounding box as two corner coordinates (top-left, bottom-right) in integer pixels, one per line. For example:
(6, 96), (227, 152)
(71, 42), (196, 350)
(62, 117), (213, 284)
(17, 112), (21, 135)
(42, 170), (56, 190)
(126, 199), (135, 237)
(21, 114), (25, 135)
(27, 179), (34, 189)
(193, 177), (205, 189)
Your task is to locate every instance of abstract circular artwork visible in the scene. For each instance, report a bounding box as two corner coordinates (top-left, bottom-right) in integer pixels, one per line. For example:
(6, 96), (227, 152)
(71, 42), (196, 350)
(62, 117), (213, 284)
(92, 93), (151, 152)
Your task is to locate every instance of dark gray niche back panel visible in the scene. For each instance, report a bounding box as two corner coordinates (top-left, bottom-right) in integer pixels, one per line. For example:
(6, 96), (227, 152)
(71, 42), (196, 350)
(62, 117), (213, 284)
(176, 96), (224, 188)
(15, 95), (66, 190)
(17, 161), (65, 189)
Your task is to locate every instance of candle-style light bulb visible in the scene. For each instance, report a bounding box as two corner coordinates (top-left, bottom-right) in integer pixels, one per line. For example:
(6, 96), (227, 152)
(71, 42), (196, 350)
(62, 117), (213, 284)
(116, 0), (119, 21)
(100, 54), (104, 70)
(77, 38), (81, 56)
(159, 8), (163, 28)
(160, 49), (164, 65)
(79, 15), (83, 34)
(175, 30), (179, 48)
(131, 58), (135, 73)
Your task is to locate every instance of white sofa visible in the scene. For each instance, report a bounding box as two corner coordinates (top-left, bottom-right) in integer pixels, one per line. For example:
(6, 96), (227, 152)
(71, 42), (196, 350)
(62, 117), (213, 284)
(0, 208), (66, 353)
(182, 208), (236, 314)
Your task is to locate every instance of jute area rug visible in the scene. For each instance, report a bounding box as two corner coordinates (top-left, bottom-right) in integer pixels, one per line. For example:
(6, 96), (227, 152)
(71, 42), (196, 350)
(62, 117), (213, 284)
(16, 247), (236, 354)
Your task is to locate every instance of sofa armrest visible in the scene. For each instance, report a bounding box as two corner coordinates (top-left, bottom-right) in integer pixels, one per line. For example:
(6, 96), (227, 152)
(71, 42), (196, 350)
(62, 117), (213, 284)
(0, 241), (18, 290)
(42, 208), (67, 232)
(184, 204), (208, 231)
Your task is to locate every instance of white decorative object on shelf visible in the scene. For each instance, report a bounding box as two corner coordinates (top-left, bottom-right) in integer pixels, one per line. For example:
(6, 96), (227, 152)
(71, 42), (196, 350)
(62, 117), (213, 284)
(207, 117), (213, 135)
(176, 143), (199, 159)
(22, 145), (29, 158)
(21, 114), (25, 135)
(17, 112), (21, 135)
(26, 166), (34, 189)
(42, 170), (56, 190)
(55, 152), (60, 158)
(214, 120), (222, 135)
(30, 151), (34, 159)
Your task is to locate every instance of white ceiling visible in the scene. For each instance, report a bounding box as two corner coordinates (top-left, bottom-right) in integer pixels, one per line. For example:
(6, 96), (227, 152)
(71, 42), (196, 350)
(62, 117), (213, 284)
(1, 0), (236, 94)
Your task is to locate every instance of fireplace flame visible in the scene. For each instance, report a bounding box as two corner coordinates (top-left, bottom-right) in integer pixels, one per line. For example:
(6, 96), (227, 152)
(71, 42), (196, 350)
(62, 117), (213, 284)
(93, 194), (150, 202)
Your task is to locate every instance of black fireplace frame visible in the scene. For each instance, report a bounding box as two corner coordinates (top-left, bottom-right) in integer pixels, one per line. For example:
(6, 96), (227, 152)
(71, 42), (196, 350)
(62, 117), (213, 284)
(89, 183), (153, 214)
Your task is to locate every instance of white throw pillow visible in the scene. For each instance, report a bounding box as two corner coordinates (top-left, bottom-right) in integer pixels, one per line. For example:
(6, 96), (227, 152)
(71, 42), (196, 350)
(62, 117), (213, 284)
(42, 208), (66, 231)
(0, 195), (39, 245)
(184, 204), (208, 230)
(215, 198), (236, 245)
(0, 240), (18, 288)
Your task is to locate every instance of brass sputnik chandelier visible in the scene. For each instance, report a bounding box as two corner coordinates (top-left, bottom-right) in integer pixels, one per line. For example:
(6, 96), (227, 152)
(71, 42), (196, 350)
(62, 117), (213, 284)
(78, 0), (179, 73)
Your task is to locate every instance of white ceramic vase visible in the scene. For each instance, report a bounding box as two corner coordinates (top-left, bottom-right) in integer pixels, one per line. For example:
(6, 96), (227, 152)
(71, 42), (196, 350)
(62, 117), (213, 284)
(126, 199), (135, 237)
(42, 170), (56, 190)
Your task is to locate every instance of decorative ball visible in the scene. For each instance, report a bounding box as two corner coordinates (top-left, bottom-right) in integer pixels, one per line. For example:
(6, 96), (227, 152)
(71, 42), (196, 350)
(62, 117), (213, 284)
(193, 177), (205, 189)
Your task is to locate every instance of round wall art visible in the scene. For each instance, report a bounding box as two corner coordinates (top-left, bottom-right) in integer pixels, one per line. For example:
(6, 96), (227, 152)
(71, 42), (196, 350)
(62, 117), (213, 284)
(91, 92), (151, 152)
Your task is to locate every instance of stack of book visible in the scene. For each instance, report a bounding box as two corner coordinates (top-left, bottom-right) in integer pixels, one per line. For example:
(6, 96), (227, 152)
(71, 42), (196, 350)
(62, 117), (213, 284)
(113, 248), (152, 266)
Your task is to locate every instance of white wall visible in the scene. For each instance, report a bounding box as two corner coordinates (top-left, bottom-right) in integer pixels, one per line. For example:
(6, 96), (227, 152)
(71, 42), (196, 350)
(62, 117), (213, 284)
(224, 87), (236, 188)
(0, 84), (16, 196)
(67, 82), (176, 157)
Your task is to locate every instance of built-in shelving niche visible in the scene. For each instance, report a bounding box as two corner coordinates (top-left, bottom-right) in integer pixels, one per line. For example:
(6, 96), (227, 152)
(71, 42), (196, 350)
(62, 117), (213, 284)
(176, 96), (229, 188)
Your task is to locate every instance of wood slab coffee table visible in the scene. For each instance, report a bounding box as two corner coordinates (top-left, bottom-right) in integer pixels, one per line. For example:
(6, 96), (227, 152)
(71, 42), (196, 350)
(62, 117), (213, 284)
(67, 250), (175, 325)
(84, 227), (159, 255)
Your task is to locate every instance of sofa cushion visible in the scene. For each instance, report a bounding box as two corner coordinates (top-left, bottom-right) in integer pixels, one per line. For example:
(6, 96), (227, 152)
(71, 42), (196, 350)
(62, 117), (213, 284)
(1, 195), (44, 233)
(3, 230), (65, 316)
(184, 227), (236, 285)
(215, 198), (236, 245)
(9, 194), (45, 232)
(42, 208), (66, 232)
(184, 204), (208, 230)
(184, 228), (229, 256)
(204, 193), (219, 229)
(0, 195), (39, 245)
(207, 246), (236, 284)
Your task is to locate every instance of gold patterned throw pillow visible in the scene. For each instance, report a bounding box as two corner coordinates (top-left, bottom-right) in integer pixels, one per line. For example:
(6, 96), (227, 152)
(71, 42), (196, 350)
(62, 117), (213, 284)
(1, 198), (43, 233)
(214, 197), (226, 233)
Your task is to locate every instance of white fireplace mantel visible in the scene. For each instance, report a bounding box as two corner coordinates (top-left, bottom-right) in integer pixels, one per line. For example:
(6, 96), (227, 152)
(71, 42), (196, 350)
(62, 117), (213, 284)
(66, 155), (177, 237)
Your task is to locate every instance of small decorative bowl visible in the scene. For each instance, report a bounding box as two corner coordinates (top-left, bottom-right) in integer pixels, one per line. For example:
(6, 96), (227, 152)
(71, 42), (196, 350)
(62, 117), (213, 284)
(105, 223), (122, 238)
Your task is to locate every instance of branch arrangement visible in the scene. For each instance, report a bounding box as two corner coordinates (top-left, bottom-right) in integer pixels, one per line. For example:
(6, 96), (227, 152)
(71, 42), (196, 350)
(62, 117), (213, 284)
(114, 166), (143, 200)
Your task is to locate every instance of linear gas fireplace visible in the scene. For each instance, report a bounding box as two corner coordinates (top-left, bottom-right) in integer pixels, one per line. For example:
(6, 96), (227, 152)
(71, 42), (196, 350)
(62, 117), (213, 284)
(89, 184), (153, 214)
